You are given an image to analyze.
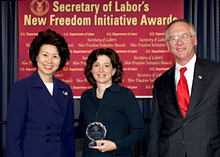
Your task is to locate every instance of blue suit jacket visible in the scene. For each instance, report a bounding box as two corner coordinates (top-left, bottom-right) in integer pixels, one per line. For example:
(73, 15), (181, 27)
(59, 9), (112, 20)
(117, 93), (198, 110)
(7, 70), (75, 157)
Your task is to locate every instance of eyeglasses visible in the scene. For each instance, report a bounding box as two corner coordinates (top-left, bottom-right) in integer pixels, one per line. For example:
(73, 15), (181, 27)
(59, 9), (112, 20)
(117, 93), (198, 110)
(167, 34), (194, 45)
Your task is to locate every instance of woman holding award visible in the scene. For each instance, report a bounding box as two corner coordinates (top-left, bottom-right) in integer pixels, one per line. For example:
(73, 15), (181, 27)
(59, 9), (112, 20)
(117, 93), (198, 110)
(80, 48), (146, 156)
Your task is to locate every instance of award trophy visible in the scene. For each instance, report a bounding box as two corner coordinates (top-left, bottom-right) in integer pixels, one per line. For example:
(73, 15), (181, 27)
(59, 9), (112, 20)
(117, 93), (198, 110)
(86, 121), (107, 147)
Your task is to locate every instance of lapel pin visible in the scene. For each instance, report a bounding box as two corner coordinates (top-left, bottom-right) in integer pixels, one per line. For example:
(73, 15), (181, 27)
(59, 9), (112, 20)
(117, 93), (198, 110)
(198, 75), (202, 79)
(63, 91), (68, 95)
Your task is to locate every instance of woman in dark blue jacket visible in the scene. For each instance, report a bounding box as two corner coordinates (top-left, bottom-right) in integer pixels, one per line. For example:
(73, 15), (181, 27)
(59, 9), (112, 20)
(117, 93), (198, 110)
(7, 29), (75, 157)
(80, 48), (146, 156)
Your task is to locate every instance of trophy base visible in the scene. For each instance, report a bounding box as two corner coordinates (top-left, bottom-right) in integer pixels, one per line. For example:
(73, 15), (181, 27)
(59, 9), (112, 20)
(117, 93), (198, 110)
(89, 141), (97, 147)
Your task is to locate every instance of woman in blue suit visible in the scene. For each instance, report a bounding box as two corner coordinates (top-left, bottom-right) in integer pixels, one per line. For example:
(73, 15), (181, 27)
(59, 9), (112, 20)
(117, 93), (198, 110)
(7, 29), (75, 157)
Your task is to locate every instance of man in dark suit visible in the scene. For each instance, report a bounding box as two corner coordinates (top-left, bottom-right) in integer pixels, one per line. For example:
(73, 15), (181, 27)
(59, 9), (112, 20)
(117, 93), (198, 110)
(147, 19), (220, 157)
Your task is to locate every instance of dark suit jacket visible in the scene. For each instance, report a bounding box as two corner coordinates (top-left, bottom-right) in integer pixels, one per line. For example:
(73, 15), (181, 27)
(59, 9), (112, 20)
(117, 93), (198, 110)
(7, 70), (75, 157)
(80, 83), (146, 156)
(147, 57), (220, 157)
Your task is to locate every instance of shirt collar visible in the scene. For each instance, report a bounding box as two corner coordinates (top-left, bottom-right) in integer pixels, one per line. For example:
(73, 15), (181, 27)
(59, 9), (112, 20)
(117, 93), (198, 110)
(175, 54), (196, 73)
(91, 83), (121, 93)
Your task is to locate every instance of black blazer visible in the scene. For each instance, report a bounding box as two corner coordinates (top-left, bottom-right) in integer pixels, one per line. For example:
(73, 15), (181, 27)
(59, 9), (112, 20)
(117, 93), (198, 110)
(148, 57), (220, 157)
(80, 83), (146, 157)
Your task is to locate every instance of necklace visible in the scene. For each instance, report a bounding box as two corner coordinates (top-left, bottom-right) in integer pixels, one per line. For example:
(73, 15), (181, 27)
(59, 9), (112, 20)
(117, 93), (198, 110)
(96, 88), (103, 97)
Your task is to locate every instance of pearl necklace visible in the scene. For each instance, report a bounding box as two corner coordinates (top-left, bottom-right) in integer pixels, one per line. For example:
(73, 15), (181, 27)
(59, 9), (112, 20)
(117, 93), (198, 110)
(96, 88), (103, 97)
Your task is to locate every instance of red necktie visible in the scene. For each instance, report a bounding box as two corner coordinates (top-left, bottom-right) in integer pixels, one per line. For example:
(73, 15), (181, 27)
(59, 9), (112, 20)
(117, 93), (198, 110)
(177, 67), (189, 118)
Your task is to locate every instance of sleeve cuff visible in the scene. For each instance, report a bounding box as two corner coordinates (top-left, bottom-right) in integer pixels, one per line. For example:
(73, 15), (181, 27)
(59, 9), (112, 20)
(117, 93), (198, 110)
(113, 138), (124, 155)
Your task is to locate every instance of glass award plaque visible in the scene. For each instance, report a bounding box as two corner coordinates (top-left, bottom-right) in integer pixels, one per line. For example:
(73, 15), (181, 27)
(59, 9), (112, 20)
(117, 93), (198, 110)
(86, 121), (107, 147)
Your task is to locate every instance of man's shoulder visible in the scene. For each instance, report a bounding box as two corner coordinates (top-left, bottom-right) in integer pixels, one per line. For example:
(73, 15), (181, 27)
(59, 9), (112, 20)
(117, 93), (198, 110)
(196, 57), (220, 72)
(201, 58), (220, 66)
(154, 66), (174, 82)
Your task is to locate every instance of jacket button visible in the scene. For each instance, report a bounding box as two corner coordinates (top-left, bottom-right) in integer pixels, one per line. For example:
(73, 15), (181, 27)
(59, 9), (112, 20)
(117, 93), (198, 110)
(47, 126), (50, 129)
(181, 141), (185, 145)
(57, 126), (61, 129)
(46, 139), (49, 142)
(57, 133), (60, 136)
(57, 139), (60, 142)
(46, 134), (50, 136)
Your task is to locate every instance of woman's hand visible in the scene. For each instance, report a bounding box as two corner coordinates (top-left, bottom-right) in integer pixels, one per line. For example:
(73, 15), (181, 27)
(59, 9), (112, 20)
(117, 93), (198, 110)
(89, 140), (117, 152)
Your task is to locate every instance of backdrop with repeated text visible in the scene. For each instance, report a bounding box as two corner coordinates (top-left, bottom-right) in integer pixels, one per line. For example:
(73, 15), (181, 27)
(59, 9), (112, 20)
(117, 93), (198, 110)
(18, 0), (183, 98)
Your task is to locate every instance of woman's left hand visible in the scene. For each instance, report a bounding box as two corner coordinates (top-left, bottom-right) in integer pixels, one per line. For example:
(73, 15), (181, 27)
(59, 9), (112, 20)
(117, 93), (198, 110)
(89, 140), (117, 152)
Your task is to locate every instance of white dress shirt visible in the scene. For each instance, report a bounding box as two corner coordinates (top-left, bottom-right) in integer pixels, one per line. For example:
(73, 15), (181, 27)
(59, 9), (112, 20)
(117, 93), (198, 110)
(175, 54), (196, 96)
(44, 83), (54, 95)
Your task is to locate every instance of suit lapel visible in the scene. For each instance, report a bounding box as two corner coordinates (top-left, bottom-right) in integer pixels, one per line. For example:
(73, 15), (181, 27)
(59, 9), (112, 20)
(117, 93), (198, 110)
(185, 57), (206, 118)
(166, 66), (183, 117)
(31, 71), (62, 115)
(53, 77), (66, 115)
